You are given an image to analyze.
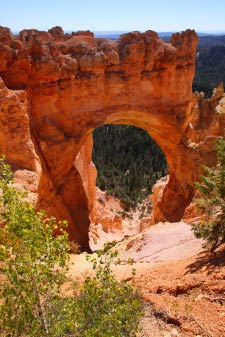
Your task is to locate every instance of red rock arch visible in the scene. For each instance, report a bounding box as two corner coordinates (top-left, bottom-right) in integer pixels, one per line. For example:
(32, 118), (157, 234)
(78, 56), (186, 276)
(1, 26), (224, 250)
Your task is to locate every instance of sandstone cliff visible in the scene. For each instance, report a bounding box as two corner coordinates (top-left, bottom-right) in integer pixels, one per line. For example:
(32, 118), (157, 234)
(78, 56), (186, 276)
(0, 26), (225, 250)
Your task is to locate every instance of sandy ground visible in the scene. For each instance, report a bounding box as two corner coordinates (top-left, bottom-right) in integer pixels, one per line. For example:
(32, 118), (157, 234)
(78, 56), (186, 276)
(69, 221), (204, 278)
(68, 221), (225, 337)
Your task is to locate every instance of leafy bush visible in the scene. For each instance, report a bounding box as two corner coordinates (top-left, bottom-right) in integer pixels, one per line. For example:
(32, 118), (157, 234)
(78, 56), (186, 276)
(0, 158), (142, 336)
(192, 138), (225, 251)
(75, 243), (142, 337)
(0, 157), (71, 337)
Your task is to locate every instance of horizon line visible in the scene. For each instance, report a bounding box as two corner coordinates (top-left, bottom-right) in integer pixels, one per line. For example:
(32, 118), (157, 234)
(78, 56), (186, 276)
(10, 28), (225, 35)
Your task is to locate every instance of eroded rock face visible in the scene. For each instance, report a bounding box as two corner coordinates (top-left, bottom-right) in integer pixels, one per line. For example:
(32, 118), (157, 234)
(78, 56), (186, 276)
(0, 25), (225, 250)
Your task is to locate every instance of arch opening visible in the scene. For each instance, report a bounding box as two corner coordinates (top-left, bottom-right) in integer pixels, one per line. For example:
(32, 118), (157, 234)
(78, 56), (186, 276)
(92, 124), (168, 211)
(33, 107), (197, 253)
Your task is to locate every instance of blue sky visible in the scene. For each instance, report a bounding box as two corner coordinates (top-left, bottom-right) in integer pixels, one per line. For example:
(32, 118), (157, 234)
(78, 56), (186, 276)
(1, 0), (225, 33)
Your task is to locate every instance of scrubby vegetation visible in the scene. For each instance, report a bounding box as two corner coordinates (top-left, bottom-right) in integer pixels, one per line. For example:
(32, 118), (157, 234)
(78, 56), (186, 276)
(93, 125), (167, 210)
(77, 245), (141, 337)
(192, 138), (225, 251)
(0, 158), (141, 337)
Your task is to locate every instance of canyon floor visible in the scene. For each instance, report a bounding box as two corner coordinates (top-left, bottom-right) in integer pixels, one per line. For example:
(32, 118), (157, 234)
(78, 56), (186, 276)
(68, 220), (225, 337)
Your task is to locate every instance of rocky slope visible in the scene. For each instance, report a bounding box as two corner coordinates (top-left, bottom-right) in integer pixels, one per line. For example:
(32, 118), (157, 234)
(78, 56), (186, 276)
(69, 226), (225, 337)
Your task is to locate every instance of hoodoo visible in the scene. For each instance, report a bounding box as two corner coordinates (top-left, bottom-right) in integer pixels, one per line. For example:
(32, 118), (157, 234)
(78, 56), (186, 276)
(0, 26), (225, 250)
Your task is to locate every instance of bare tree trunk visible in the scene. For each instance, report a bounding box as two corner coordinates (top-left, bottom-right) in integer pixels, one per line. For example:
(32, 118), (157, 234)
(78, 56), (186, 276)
(31, 273), (49, 337)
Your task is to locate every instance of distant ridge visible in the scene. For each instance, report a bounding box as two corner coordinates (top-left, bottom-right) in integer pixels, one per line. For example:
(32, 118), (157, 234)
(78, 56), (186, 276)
(11, 28), (225, 37)
(11, 29), (225, 47)
(93, 31), (225, 43)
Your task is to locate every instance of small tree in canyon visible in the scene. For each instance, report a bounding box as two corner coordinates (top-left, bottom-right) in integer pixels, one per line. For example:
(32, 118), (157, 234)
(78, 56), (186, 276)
(0, 157), (71, 337)
(192, 138), (225, 251)
(0, 157), (141, 337)
(75, 244), (141, 337)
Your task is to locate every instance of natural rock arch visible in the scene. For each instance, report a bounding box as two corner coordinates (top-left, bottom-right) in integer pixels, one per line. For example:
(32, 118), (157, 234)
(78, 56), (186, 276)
(0, 26), (225, 250)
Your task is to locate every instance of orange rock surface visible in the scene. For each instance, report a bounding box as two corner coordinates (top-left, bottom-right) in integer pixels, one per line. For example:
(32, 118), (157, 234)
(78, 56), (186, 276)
(0, 26), (225, 249)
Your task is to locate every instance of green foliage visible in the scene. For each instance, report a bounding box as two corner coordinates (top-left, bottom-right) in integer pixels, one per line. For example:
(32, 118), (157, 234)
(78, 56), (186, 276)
(0, 157), (71, 337)
(93, 125), (167, 210)
(76, 242), (142, 337)
(192, 139), (225, 251)
(0, 158), (142, 336)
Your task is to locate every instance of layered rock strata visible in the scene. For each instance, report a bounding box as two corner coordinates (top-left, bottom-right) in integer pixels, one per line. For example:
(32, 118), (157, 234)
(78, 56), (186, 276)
(0, 26), (225, 250)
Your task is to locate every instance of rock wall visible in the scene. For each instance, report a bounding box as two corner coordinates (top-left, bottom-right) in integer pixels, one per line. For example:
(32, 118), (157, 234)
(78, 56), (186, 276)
(0, 26), (225, 250)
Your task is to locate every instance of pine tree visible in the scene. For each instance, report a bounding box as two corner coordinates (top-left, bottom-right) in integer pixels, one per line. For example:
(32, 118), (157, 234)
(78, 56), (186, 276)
(192, 138), (225, 251)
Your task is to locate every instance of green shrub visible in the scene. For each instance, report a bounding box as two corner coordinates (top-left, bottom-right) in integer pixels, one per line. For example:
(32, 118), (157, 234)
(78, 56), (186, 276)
(0, 157), (71, 337)
(192, 138), (225, 251)
(0, 158), (142, 337)
(75, 243), (142, 337)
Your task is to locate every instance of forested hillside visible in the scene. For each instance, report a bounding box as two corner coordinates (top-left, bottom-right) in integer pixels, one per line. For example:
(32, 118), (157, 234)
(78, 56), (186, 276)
(93, 125), (167, 209)
(193, 45), (225, 97)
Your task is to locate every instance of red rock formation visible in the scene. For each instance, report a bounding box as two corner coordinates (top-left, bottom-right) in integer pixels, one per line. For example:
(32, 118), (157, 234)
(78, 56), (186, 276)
(0, 25), (225, 250)
(0, 76), (40, 184)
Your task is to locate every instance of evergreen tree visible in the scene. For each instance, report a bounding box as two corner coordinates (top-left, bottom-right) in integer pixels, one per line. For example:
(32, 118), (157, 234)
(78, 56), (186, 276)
(192, 138), (225, 251)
